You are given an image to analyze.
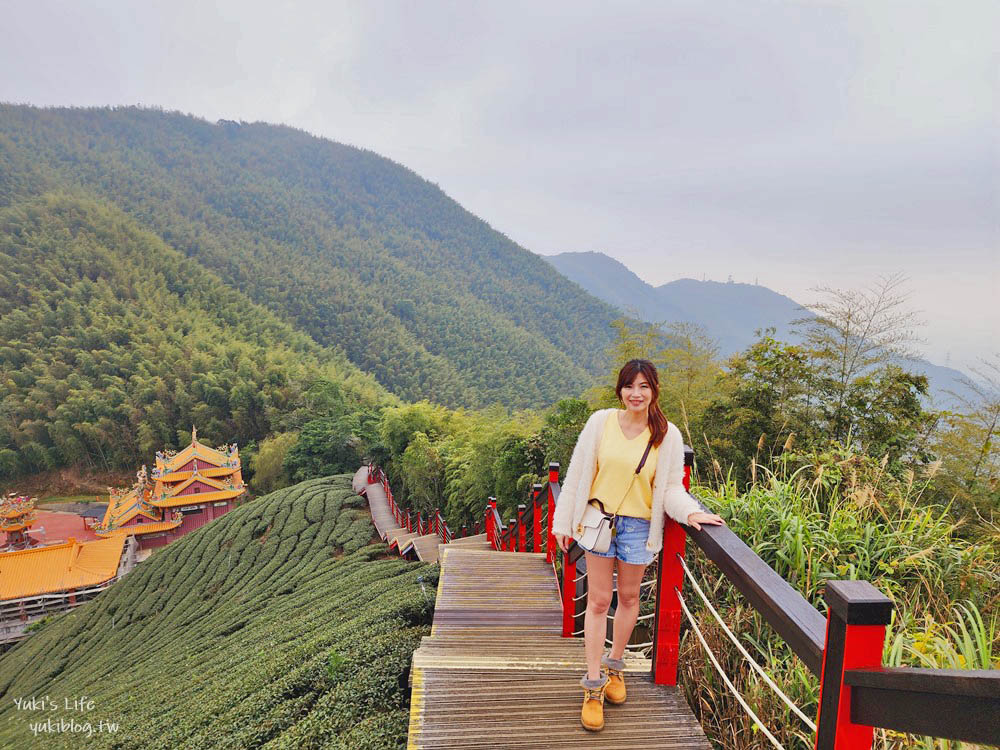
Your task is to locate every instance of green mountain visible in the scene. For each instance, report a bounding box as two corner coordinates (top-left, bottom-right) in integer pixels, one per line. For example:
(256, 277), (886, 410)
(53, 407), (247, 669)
(0, 191), (388, 478)
(0, 105), (623, 408)
(0, 475), (434, 749)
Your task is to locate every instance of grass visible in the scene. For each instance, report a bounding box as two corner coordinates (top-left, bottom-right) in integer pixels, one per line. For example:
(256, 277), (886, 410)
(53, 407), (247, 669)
(678, 449), (997, 750)
(36, 495), (106, 505)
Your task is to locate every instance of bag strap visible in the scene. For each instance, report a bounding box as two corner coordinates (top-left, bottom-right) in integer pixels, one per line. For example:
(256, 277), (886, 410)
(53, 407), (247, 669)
(635, 440), (653, 475)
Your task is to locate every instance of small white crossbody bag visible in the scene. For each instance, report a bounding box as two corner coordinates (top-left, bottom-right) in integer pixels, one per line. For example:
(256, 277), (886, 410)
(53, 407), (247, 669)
(574, 439), (653, 554)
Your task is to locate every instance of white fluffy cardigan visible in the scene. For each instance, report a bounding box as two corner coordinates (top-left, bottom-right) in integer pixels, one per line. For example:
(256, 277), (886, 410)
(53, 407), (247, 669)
(551, 408), (701, 553)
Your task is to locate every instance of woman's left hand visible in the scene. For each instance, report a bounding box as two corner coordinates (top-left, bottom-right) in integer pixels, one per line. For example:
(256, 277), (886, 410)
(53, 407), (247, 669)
(686, 511), (725, 531)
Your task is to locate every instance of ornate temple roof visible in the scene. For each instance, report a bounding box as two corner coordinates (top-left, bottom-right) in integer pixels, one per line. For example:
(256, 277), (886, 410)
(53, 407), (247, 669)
(95, 519), (182, 538)
(153, 427), (240, 478)
(0, 536), (127, 600)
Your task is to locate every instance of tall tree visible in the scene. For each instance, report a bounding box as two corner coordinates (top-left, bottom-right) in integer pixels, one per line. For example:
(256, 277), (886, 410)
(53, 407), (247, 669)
(794, 272), (925, 443)
(933, 354), (1000, 520)
(658, 322), (723, 445)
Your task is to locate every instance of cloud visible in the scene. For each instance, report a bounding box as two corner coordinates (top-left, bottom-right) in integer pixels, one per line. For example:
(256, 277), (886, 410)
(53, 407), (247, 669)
(1, 0), (996, 369)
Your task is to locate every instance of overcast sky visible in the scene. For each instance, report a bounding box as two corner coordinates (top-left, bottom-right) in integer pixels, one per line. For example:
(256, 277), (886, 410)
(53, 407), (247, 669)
(2, 0), (996, 372)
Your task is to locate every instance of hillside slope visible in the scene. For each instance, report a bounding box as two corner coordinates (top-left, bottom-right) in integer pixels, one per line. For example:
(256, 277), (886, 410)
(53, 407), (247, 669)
(0, 105), (624, 408)
(0, 191), (388, 478)
(0, 475), (434, 749)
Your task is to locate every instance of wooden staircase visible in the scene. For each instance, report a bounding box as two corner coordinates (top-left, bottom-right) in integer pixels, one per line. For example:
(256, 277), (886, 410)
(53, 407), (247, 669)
(354, 466), (490, 562)
(407, 546), (710, 748)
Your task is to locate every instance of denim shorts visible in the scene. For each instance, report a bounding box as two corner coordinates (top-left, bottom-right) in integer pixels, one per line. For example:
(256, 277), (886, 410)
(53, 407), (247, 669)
(578, 515), (656, 566)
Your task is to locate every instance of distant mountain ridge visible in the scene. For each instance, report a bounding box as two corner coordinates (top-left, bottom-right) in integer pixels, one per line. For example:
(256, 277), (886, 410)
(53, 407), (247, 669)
(545, 251), (978, 407)
(546, 251), (802, 354)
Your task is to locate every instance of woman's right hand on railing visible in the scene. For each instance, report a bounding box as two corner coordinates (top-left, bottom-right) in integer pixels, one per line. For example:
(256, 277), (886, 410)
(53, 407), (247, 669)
(554, 533), (571, 553)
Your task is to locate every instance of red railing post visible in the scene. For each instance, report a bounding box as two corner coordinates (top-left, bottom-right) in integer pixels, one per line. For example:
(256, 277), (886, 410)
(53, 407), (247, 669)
(814, 581), (892, 750)
(651, 518), (685, 684)
(651, 446), (694, 685)
(561, 550), (577, 637)
(532, 483), (543, 554)
(406, 511), (413, 533)
(517, 504), (526, 552)
(487, 497), (497, 548)
(546, 462), (559, 563)
(460, 524), (468, 538)
(507, 519), (516, 551)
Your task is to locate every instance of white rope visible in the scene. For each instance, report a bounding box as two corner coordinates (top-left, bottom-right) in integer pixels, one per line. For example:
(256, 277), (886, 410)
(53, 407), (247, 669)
(636, 612), (655, 622)
(675, 587), (787, 750)
(640, 578), (657, 589)
(676, 555), (817, 732)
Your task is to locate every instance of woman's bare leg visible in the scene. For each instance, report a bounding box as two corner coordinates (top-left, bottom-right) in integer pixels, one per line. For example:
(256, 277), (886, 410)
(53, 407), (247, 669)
(609, 560), (647, 660)
(583, 552), (615, 681)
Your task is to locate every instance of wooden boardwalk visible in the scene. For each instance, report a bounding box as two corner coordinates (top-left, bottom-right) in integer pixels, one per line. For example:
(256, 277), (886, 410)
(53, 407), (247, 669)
(407, 547), (711, 748)
(356, 466), (490, 562)
(354, 466), (397, 539)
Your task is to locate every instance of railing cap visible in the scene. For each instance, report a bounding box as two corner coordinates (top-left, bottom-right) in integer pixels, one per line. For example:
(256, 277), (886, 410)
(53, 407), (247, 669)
(824, 580), (893, 625)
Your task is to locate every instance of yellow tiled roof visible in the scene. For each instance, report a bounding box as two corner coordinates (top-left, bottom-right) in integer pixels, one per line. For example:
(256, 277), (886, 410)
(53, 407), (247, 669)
(170, 474), (228, 494)
(95, 520), (181, 537)
(158, 440), (235, 474)
(101, 486), (160, 528)
(156, 466), (240, 483)
(151, 488), (244, 508)
(0, 537), (126, 600)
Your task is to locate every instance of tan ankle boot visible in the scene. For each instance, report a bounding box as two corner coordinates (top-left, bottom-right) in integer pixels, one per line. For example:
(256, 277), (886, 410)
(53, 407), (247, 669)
(580, 675), (608, 731)
(602, 655), (627, 704)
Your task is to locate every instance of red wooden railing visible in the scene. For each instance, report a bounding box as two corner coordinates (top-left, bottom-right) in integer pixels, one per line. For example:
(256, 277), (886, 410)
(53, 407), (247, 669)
(366, 464), (474, 547)
(478, 455), (996, 748)
(366, 459), (997, 748)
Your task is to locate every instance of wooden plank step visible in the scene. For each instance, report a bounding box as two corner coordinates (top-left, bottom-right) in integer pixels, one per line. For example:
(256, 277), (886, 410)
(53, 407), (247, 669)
(389, 530), (419, 550)
(357, 468), (398, 539)
(443, 533), (490, 548)
(411, 534), (445, 562)
(409, 668), (710, 748)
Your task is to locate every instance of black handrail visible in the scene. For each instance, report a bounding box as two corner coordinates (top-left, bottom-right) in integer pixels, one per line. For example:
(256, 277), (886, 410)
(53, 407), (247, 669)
(684, 499), (827, 675)
(844, 667), (1000, 743)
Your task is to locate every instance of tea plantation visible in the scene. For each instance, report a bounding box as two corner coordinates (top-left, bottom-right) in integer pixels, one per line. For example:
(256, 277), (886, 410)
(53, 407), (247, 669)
(0, 475), (436, 749)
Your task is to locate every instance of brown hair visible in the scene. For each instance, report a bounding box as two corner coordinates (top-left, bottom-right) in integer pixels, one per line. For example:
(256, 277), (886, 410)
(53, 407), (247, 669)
(615, 359), (669, 447)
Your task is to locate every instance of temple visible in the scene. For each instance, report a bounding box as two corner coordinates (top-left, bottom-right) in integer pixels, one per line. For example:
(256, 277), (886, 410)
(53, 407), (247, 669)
(0, 494), (39, 551)
(93, 427), (246, 550)
(1, 427), (245, 650)
(0, 535), (136, 650)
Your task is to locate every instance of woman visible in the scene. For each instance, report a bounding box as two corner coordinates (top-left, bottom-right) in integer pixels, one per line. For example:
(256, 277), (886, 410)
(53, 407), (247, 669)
(551, 359), (725, 731)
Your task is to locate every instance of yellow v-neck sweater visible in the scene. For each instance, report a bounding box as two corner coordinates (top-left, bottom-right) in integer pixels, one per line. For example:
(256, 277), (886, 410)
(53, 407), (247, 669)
(588, 411), (658, 520)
